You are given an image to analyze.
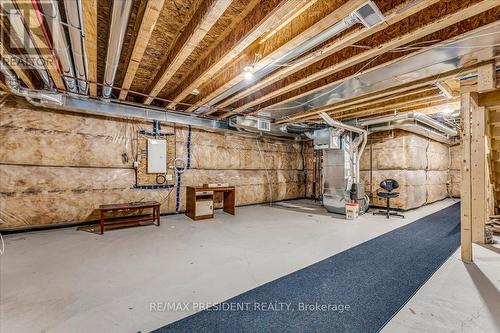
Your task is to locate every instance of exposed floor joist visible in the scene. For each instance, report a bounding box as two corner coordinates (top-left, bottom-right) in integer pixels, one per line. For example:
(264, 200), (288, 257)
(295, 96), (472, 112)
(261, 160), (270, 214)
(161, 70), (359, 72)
(143, 0), (233, 105)
(14, 0), (65, 90)
(313, 88), (443, 119)
(221, 0), (499, 118)
(277, 58), (497, 124)
(81, 0), (97, 96)
(214, 0), (440, 113)
(183, 0), (367, 113)
(165, 0), (300, 110)
(118, 0), (165, 100)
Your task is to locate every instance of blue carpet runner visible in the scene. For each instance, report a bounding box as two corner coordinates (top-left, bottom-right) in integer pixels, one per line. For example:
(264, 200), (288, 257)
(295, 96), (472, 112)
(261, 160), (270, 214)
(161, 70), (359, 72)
(153, 203), (460, 333)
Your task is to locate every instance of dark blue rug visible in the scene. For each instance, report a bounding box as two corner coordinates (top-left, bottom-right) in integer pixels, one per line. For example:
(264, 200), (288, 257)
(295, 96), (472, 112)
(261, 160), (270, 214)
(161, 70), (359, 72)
(153, 203), (460, 333)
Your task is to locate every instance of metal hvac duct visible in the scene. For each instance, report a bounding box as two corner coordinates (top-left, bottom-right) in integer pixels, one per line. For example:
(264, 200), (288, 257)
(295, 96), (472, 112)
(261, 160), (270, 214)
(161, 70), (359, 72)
(356, 112), (458, 136)
(37, 0), (78, 93)
(102, 0), (132, 98)
(195, 1), (385, 113)
(63, 0), (88, 95)
(1, 0), (52, 88)
(0, 58), (62, 104)
(319, 112), (367, 183)
(368, 123), (454, 145)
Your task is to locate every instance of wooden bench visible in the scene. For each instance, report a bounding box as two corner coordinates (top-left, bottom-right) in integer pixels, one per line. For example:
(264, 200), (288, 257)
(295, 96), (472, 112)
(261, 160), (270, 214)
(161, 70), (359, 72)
(97, 201), (160, 234)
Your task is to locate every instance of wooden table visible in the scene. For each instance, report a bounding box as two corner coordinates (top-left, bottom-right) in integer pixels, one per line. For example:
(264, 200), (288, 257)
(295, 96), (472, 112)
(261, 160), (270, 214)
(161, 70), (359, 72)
(186, 186), (235, 221)
(97, 201), (160, 234)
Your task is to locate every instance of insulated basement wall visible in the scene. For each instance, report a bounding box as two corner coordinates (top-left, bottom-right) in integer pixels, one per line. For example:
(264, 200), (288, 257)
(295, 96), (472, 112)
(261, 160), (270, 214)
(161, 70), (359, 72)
(0, 95), (313, 230)
(359, 130), (451, 210)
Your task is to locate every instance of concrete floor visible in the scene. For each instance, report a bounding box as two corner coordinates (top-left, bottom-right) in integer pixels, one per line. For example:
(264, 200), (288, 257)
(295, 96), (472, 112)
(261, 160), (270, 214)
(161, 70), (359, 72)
(1, 199), (499, 333)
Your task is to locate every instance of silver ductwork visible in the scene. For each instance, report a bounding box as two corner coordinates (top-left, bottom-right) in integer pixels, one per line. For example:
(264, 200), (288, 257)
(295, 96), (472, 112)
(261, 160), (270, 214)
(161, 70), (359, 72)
(356, 112), (458, 136)
(63, 0), (88, 95)
(367, 123), (455, 145)
(1, 0), (52, 88)
(0, 58), (62, 104)
(39, 0), (78, 93)
(319, 112), (367, 183)
(102, 0), (132, 99)
(229, 116), (299, 139)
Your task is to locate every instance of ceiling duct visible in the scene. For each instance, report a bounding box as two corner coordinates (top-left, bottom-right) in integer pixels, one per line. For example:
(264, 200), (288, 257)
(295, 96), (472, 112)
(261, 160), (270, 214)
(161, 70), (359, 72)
(195, 1), (384, 114)
(1, 0), (52, 88)
(37, 0), (78, 93)
(102, 0), (132, 98)
(63, 0), (88, 95)
(352, 0), (384, 29)
(0, 58), (62, 104)
(229, 116), (299, 139)
(356, 112), (458, 136)
(368, 123), (454, 145)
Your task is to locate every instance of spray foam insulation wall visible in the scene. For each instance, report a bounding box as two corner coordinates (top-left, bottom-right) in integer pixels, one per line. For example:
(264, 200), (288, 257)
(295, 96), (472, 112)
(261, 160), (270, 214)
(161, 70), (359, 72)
(359, 130), (452, 210)
(0, 95), (313, 230)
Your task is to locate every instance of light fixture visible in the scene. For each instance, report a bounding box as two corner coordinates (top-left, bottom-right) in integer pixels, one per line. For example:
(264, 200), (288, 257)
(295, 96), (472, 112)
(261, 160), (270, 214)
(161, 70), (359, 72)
(440, 105), (455, 114)
(243, 65), (254, 81)
(191, 88), (200, 96)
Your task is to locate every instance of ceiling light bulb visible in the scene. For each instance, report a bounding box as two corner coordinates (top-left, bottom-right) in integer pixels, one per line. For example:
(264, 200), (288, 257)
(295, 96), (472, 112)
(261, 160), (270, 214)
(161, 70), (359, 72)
(441, 105), (454, 114)
(244, 71), (254, 81)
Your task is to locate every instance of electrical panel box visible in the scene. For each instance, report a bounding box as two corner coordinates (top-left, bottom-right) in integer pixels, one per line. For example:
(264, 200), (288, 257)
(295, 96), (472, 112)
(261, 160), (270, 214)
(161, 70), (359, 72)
(147, 139), (167, 173)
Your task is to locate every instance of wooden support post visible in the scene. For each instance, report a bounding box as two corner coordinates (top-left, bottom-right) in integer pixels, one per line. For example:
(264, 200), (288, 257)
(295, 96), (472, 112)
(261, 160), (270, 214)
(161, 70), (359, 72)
(460, 92), (473, 262)
(471, 103), (487, 244)
(475, 49), (496, 93)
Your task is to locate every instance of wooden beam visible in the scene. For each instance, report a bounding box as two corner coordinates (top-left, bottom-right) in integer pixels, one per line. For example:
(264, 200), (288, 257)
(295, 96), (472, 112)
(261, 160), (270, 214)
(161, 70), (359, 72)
(276, 58), (497, 124)
(330, 96), (454, 121)
(15, 0), (65, 90)
(143, 0), (233, 105)
(471, 102), (487, 244)
(81, 0), (97, 96)
(215, 0), (440, 111)
(118, 0), (165, 100)
(476, 48), (497, 93)
(165, 0), (299, 109)
(460, 92), (474, 262)
(184, 0), (367, 113)
(225, 0), (499, 117)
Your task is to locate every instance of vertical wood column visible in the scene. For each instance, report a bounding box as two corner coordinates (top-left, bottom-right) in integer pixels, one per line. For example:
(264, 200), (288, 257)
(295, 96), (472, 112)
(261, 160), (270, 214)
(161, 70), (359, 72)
(471, 103), (487, 244)
(460, 92), (473, 262)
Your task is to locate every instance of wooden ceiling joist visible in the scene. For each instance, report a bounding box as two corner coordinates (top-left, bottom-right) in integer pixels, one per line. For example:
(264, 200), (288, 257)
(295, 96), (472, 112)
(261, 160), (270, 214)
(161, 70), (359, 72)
(165, 0), (301, 110)
(316, 87), (441, 118)
(81, 0), (97, 96)
(223, 0), (499, 118)
(15, 0), (65, 90)
(143, 0), (233, 105)
(277, 58), (497, 124)
(214, 0), (440, 112)
(326, 97), (459, 122)
(118, 0), (165, 100)
(326, 95), (448, 120)
(183, 0), (367, 113)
